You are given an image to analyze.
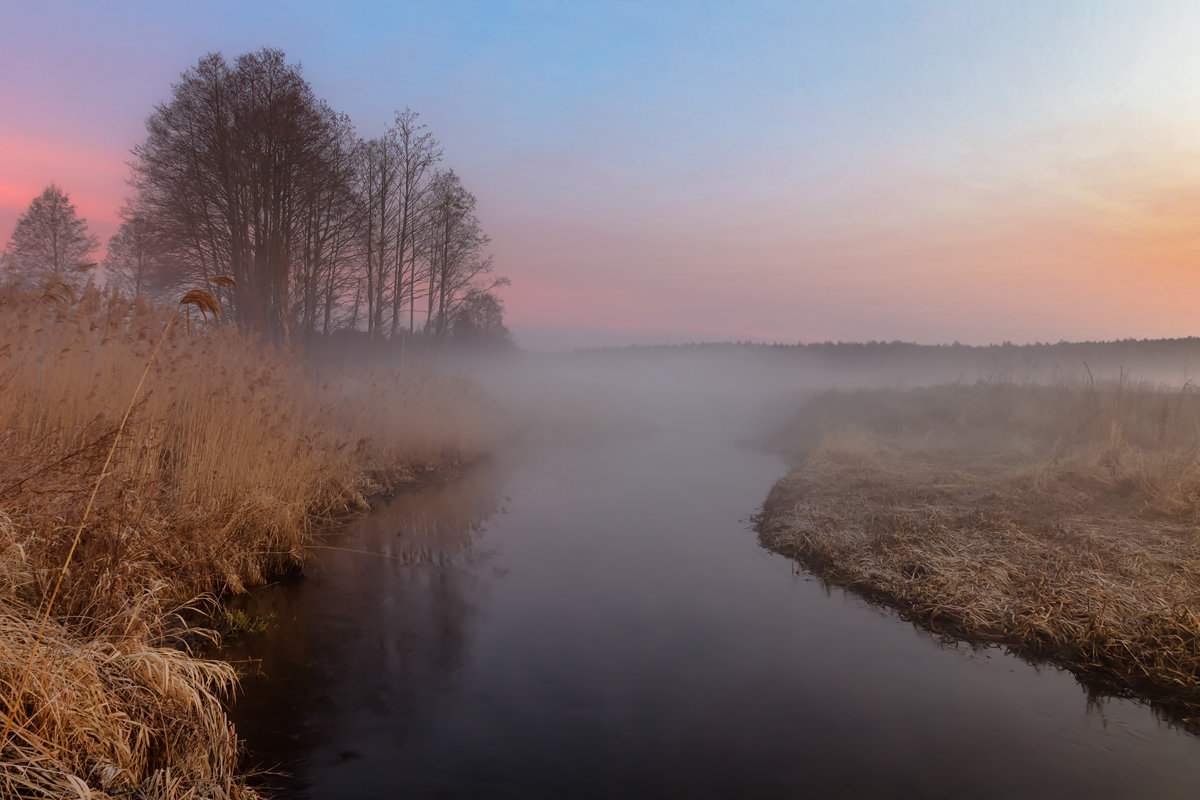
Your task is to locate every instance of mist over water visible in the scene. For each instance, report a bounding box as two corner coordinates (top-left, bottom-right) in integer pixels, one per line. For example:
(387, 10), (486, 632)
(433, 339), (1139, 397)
(229, 348), (1200, 798)
(13, 4), (1200, 793)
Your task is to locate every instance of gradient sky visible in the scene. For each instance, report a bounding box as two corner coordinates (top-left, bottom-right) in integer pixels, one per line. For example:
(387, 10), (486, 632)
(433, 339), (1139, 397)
(4, 0), (1200, 349)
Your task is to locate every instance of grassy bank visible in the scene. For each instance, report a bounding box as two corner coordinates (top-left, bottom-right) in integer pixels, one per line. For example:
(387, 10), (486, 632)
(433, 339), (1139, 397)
(0, 281), (495, 797)
(757, 379), (1200, 720)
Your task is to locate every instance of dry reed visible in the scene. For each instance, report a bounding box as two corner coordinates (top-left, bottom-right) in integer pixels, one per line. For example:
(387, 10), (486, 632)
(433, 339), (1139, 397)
(757, 380), (1200, 721)
(0, 280), (495, 796)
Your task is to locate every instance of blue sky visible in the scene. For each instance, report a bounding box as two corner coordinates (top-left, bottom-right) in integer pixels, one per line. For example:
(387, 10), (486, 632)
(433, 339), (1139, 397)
(5, 1), (1200, 347)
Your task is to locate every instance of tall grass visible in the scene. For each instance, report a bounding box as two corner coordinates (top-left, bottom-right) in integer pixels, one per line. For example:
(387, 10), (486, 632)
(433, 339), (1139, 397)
(780, 378), (1200, 516)
(759, 379), (1200, 720)
(0, 280), (494, 796)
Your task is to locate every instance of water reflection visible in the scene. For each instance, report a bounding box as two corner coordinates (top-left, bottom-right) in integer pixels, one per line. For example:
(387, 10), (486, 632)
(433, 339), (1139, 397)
(228, 428), (1200, 799)
(226, 463), (504, 793)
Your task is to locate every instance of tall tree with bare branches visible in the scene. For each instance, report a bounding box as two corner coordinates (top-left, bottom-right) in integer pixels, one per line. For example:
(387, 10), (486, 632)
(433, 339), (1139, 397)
(422, 170), (508, 340)
(102, 204), (174, 299)
(126, 47), (511, 346)
(5, 184), (98, 285)
(131, 49), (347, 343)
(386, 109), (441, 339)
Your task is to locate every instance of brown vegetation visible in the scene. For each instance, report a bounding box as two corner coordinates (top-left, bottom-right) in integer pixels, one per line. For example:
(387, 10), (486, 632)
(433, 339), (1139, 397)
(757, 380), (1200, 720)
(0, 280), (494, 797)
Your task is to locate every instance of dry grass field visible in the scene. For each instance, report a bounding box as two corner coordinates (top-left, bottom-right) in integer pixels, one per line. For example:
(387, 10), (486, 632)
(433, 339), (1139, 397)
(0, 280), (495, 797)
(758, 379), (1200, 721)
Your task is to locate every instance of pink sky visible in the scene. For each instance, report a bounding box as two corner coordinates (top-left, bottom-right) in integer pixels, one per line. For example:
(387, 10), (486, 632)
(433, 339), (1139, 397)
(5, 2), (1200, 350)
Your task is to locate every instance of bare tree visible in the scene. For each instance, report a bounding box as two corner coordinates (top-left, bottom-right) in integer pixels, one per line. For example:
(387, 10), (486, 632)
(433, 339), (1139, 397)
(387, 109), (441, 339)
(356, 133), (398, 341)
(132, 49), (346, 343)
(125, 48), (510, 348)
(5, 184), (99, 285)
(102, 204), (173, 299)
(292, 110), (362, 339)
(352, 110), (445, 342)
(422, 170), (508, 340)
(450, 291), (513, 347)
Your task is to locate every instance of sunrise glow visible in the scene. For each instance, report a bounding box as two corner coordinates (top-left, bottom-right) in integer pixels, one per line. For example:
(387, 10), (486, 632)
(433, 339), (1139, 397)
(5, 1), (1200, 348)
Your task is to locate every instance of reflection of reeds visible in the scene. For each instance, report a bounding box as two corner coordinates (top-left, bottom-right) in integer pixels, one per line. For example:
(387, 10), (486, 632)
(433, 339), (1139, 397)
(758, 380), (1200, 723)
(348, 462), (504, 567)
(0, 280), (494, 796)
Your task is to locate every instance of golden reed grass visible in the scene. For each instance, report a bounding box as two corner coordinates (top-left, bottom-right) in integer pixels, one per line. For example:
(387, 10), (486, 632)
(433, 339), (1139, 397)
(0, 279), (494, 797)
(757, 380), (1200, 723)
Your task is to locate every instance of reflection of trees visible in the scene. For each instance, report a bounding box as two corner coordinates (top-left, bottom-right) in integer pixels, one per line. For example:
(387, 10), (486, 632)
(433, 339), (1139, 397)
(228, 464), (505, 793)
(353, 462), (504, 566)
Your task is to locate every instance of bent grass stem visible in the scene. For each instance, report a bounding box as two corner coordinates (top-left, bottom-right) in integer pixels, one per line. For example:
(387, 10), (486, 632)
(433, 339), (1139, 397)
(0, 286), (222, 753)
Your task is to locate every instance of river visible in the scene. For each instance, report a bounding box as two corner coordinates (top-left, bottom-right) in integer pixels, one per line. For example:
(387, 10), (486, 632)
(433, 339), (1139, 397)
(228, 366), (1200, 798)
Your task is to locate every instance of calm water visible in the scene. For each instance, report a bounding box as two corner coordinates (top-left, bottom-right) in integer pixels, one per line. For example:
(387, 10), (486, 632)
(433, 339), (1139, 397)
(229, 407), (1200, 799)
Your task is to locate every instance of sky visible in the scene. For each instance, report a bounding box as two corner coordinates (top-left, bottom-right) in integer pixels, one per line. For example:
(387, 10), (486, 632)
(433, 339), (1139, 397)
(4, 0), (1200, 349)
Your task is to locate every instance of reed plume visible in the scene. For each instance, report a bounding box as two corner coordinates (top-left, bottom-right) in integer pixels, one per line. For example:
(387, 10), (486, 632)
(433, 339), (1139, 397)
(0, 278), (494, 796)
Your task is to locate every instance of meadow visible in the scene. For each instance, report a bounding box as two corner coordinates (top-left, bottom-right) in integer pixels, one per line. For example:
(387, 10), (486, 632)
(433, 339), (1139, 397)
(0, 280), (495, 797)
(757, 378), (1200, 721)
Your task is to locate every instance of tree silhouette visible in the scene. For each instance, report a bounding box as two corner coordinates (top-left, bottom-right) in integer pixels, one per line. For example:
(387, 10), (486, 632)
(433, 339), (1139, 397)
(132, 49), (342, 343)
(102, 204), (176, 299)
(5, 184), (99, 285)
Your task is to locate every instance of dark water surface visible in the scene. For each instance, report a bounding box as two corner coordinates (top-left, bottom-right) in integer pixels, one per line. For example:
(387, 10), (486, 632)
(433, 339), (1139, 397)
(229, 417), (1200, 799)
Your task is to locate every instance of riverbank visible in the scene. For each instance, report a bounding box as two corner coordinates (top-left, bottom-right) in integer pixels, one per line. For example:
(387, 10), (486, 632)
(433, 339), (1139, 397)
(0, 282), (496, 797)
(757, 380), (1200, 721)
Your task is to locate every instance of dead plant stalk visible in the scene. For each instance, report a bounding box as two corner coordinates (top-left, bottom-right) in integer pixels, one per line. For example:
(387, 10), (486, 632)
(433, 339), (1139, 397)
(0, 287), (218, 751)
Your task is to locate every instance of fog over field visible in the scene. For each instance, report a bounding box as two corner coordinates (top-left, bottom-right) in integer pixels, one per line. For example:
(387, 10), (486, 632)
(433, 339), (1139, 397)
(7, 2), (1200, 797)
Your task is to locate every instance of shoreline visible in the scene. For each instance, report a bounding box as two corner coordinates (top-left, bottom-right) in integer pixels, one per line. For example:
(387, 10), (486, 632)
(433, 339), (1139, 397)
(0, 282), (499, 798)
(756, 383), (1200, 729)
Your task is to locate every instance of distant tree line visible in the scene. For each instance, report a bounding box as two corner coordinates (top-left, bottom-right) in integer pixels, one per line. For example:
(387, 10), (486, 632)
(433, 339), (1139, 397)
(3, 48), (511, 349)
